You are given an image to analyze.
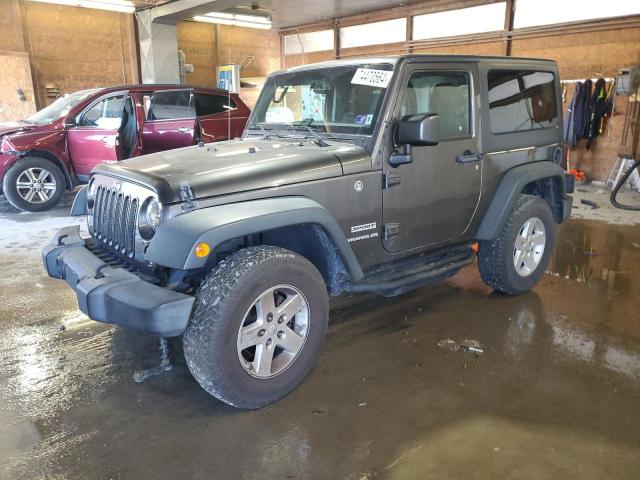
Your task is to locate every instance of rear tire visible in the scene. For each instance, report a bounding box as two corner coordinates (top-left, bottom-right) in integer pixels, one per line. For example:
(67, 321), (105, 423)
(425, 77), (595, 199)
(2, 156), (65, 212)
(478, 194), (556, 295)
(183, 246), (329, 409)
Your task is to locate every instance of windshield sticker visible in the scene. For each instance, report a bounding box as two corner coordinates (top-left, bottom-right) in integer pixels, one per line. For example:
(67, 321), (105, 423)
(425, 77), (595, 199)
(351, 68), (393, 88)
(355, 114), (367, 125)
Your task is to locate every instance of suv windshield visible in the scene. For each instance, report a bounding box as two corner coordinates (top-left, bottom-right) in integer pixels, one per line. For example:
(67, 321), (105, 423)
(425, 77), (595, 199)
(23, 89), (100, 125)
(248, 63), (394, 136)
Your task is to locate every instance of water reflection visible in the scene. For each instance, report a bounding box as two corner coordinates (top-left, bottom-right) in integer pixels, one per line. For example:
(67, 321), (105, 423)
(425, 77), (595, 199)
(548, 219), (638, 296)
(501, 293), (640, 383)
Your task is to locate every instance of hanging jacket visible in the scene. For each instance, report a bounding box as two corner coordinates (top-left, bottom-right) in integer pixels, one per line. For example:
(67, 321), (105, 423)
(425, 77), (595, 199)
(586, 79), (605, 149)
(564, 83), (580, 148)
(580, 79), (593, 140)
(573, 81), (588, 142)
(599, 81), (615, 136)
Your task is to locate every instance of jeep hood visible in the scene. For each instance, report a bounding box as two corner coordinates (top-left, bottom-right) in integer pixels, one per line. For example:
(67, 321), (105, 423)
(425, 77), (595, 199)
(93, 138), (371, 203)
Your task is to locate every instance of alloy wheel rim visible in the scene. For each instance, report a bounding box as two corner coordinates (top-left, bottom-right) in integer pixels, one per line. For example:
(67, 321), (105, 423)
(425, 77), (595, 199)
(513, 216), (546, 277)
(236, 284), (310, 379)
(16, 168), (57, 204)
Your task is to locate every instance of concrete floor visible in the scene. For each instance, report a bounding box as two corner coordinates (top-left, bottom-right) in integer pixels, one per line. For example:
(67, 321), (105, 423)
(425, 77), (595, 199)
(1, 192), (640, 480)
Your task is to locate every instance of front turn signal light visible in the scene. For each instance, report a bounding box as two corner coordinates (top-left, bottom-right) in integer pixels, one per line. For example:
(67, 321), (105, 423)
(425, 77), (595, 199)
(194, 242), (211, 258)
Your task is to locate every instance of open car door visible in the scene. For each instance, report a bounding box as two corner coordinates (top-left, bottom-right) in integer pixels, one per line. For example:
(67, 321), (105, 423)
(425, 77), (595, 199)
(67, 91), (130, 178)
(141, 89), (197, 154)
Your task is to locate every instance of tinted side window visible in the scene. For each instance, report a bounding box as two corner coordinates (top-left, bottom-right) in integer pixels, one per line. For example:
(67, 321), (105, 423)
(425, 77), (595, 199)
(488, 70), (557, 134)
(401, 72), (471, 139)
(148, 90), (194, 120)
(194, 93), (237, 116)
(79, 95), (125, 128)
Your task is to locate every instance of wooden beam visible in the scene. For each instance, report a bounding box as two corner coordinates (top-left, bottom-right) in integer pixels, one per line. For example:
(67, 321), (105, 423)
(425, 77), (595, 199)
(503, 0), (514, 56)
(333, 21), (340, 59)
(406, 15), (413, 53)
(11, 0), (26, 52)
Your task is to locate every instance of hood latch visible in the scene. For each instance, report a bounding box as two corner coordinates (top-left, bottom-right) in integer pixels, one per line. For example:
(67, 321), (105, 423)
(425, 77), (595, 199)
(179, 181), (197, 211)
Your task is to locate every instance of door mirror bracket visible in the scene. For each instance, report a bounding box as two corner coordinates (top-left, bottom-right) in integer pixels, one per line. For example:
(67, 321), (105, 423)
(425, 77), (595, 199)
(64, 117), (77, 129)
(389, 144), (413, 167)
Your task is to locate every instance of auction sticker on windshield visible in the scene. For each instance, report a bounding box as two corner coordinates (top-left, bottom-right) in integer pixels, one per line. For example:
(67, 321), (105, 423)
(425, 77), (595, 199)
(351, 68), (393, 88)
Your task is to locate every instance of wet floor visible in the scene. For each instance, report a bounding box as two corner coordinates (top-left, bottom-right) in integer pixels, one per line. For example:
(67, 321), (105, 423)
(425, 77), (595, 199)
(1, 194), (640, 479)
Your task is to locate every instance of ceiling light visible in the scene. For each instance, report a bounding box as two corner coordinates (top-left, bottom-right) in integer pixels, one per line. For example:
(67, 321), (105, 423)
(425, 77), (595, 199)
(193, 11), (272, 29)
(26, 0), (135, 13)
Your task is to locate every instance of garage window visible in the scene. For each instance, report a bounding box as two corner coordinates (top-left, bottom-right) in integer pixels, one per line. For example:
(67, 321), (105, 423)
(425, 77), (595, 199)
(412, 3), (506, 40)
(400, 72), (471, 139)
(284, 30), (334, 55)
(488, 70), (558, 134)
(340, 18), (406, 49)
(194, 93), (237, 117)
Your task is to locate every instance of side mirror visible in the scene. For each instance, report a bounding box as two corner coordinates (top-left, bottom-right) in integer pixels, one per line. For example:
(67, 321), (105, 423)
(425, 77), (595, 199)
(397, 113), (440, 146)
(390, 113), (440, 167)
(64, 117), (77, 129)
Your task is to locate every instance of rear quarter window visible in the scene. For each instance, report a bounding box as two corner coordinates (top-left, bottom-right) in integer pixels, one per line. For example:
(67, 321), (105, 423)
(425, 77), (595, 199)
(487, 70), (557, 134)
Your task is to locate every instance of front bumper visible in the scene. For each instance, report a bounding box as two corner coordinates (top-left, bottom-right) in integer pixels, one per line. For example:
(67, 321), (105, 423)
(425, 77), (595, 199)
(42, 226), (194, 337)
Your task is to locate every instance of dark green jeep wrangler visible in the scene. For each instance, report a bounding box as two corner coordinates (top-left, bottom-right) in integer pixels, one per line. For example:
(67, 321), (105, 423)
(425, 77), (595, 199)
(43, 55), (573, 408)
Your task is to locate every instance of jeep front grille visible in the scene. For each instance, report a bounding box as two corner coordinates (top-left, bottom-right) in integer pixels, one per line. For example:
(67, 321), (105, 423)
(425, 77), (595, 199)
(92, 184), (138, 257)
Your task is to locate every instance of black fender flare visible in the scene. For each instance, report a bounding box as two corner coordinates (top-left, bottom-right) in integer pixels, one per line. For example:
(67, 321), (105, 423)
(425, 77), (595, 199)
(475, 162), (570, 240)
(21, 149), (76, 190)
(146, 196), (365, 280)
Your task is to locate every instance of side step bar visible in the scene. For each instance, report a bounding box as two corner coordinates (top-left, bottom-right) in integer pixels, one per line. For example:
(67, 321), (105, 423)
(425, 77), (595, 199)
(340, 247), (475, 297)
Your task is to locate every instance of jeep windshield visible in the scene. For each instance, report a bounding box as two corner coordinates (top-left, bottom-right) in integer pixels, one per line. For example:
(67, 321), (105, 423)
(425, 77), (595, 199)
(247, 63), (395, 137)
(23, 88), (101, 125)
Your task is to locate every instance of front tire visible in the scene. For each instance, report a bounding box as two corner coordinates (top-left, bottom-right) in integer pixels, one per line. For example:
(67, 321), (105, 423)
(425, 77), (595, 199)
(478, 194), (556, 295)
(183, 246), (329, 409)
(2, 156), (65, 212)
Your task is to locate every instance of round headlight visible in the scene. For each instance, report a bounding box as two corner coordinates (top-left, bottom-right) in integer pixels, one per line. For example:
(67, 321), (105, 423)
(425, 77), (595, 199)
(138, 197), (162, 240)
(86, 179), (97, 210)
(146, 198), (162, 230)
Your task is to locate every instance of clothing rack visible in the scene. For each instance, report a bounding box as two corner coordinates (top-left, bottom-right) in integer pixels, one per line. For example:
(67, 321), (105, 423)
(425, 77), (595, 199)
(560, 77), (615, 84)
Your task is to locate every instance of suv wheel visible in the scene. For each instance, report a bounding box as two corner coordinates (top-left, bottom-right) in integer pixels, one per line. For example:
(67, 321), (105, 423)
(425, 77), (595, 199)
(2, 157), (65, 212)
(477, 194), (556, 295)
(183, 246), (329, 409)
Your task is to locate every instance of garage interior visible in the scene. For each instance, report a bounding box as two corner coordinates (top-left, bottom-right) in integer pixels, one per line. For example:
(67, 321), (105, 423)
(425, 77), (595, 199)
(1, 0), (640, 478)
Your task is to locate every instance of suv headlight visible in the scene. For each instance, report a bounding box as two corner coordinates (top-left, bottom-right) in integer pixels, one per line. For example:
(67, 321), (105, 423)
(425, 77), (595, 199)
(138, 196), (162, 240)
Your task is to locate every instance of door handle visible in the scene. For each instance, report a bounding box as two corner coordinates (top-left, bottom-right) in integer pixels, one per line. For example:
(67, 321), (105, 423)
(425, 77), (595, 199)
(100, 136), (111, 143)
(178, 127), (191, 133)
(456, 150), (483, 163)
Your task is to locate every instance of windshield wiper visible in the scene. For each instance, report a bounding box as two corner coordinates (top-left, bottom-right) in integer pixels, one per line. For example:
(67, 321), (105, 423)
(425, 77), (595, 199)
(291, 119), (328, 147)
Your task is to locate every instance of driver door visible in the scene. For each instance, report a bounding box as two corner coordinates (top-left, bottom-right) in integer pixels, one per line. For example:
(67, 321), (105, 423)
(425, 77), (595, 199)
(67, 92), (127, 177)
(382, 63), (482, 253)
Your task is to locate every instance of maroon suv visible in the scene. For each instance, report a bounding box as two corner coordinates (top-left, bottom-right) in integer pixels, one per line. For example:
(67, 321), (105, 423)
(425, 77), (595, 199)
(0, 85), (250, 212)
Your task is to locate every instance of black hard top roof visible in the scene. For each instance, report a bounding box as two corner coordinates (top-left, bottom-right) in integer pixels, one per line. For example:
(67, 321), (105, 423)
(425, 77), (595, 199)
(281, 54), (556, 73)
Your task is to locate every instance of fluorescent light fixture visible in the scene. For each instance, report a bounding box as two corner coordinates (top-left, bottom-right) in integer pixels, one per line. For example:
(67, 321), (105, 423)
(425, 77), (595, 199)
(26, 0), (135, 13)
(193, 11), (272, 29)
